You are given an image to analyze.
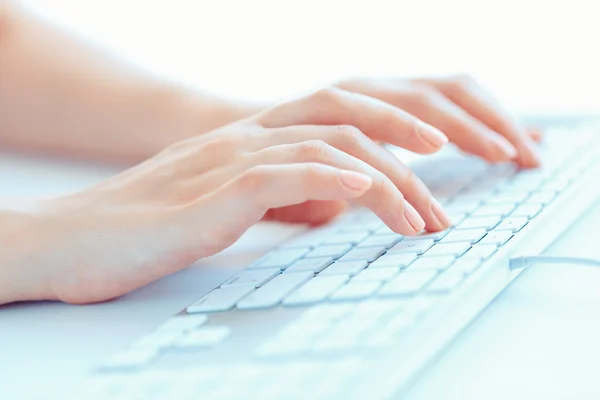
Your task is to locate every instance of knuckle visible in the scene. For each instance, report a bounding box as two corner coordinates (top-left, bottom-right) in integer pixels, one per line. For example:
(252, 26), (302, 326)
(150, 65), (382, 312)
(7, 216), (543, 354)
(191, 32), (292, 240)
(303, 162), (326, 182)
(371, 172), (392, 195)
(379, 108), (402, 130)
(296, 140), (331, 162)
(310, 86), (345, 104)
(445, 75), (476, 96)
(398, 167), (430, 197)
(375, 175), (402, 208)
(399, 166), (418, 185)
(334, 125), (363, 148)
(170, 134), (241, 156)
(201, 136), (239, 154)
(164, 137), (196, 153)
(452, 73), (477, 87)
(407, 84), (439, 108)
(236, 167), (268, 192)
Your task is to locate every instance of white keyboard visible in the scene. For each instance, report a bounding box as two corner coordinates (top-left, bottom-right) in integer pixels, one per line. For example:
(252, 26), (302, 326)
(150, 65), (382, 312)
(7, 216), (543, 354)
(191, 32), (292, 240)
(71, 123), (600, 400)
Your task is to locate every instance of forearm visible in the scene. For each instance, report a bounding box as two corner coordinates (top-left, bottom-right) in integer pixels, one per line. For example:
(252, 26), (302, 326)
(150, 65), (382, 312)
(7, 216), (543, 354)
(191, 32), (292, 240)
(0, 3), (262, 163)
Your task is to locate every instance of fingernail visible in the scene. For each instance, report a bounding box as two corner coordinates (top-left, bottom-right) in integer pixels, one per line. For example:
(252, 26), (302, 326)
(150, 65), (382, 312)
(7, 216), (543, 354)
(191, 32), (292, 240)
(339, 170), (372, 191)
(431, 198), (452, 227)
(492, 136), (518, 159)
(521, 138), (542, 168)
(416, 121), (448, 148)
(403, 200), (425, 231)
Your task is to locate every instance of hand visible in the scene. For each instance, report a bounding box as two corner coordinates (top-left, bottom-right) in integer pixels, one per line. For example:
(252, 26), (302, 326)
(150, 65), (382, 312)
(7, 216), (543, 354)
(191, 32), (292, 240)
(336, 75), (541, 167)
(28, 88), (452, 304)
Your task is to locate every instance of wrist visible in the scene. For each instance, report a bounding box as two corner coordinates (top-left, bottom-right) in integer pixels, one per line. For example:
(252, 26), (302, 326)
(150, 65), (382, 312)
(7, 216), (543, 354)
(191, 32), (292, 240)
(0, 203), (58, 304)
(127, 86), (266, 160)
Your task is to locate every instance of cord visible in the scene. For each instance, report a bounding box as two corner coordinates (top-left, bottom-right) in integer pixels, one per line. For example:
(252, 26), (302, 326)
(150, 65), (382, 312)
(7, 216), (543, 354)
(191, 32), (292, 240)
(509, 256), (600, 272)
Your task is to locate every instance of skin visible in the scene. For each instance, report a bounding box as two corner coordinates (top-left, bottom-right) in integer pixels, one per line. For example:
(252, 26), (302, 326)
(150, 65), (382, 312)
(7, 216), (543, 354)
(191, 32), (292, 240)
(0, 3), (542, 305)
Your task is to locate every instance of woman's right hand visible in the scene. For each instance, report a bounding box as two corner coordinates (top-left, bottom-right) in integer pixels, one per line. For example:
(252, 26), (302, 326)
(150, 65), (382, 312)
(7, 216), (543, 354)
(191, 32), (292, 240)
(22, 87), (452, 305)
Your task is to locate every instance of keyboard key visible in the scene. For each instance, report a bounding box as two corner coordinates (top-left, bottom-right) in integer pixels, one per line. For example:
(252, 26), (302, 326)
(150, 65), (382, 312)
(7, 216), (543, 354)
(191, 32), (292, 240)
(485, 192), (530, 205)
(403, 229), (450, 241)
(526, 191), (556, 205)
(440, 229), (486, 244)
(495, 217), (528, 233)
(187, 286), (254, 313)
(352, 299), (407, 319)
(457, 216), (502, 230)
(378, 271), (438, 296)
(352, 266), (399, 282)
(369, 253), (417, 269)
(237, 272), (313, 310)
(154, 315), (208, 334)
(426, 272), (465, 293)
(278, 228), (328, 249)
(465, 244), (497, 260)
(256, 336), (311, 357)
(283, 275), (349, 306)
(448, 213), (467, 226)
(329, 282), (381, 301)
(444, 200), (481, 214)
(407, 256), (455, 271)
(176, 326), (231, 348)
(457, 188), (497, 201)
(286, 257), (333, 273)
(479, 230), (513, 246)
(424, 242), (471, 257)
(366, 314), (415, 348)
(357, 234), (402, 249)
(448, 258), (482, 275)
(373, 224), (398, 235)
(305, 244), (352, 259)
(337, 220), (382, 233)
(471, 204), (516, 217)
(249, 249), (309, 270)
(99, 349), (158, 370)
(322, 232), (370, 245)
(313, 324), (366, 351)
(540, 178), (570, 193)
(300, 303), (354, 322)
(338, 247), (386, 262)
(320, 261), (367, 276)
(133, 331), (182, 350)
(511, 204), (543, 219)
(388, 240), (434, 255)
(221, 269), (280, 288)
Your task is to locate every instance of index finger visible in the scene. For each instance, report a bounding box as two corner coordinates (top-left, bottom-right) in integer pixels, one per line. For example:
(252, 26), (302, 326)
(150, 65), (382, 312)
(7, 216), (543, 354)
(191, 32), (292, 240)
(256, 87), (449, 155)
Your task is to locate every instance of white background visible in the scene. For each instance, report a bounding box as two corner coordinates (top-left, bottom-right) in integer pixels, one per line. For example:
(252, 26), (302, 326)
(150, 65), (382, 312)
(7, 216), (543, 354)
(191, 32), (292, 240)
(5, 3), (600, 398)
(19, 0), (600, 114)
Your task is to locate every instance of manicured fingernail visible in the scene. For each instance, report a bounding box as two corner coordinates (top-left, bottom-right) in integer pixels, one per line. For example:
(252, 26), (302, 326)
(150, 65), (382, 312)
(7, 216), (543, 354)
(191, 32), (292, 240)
(521, 138), (542, 168)
(431, 198), (452, 227)
(403, 200), (425, 231)
(339, 170), (372, 191)
(416, 121), (448, 148)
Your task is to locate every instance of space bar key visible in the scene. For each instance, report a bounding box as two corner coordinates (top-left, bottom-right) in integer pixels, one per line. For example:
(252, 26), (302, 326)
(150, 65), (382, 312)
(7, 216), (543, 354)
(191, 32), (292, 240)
(237, 272), (313, 310)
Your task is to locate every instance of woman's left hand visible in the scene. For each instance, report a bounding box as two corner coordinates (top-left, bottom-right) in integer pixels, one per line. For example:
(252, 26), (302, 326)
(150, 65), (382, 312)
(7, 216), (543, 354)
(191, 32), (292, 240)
(336, 75), (542, 168)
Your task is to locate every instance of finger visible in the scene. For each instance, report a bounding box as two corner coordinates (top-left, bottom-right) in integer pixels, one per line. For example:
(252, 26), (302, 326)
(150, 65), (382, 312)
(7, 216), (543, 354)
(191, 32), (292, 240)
(199, 164), (373, 236)
(263, 200), (348, 225)
(247, 140), (432, 234)
(422, 77), (540, 168)
(528, 127), (543, 143)
(252, 125), (450, 232)
(401, 85), (519, 163)
(257, 87), (448, 154)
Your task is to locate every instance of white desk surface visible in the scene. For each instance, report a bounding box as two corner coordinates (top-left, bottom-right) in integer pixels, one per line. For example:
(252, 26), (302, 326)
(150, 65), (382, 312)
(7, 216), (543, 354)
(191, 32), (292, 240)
(1, 152), (600, 400)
